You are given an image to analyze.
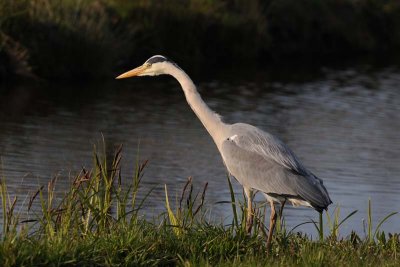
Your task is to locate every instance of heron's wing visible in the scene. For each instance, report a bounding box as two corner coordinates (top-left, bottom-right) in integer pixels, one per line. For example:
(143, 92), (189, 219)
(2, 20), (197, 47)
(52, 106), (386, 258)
(229, 126), (308, 176)
(221, 125), (331, 210)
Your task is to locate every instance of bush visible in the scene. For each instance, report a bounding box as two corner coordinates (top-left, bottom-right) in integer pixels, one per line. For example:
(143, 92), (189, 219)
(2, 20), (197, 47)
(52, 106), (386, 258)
(1, 0), (400, 81)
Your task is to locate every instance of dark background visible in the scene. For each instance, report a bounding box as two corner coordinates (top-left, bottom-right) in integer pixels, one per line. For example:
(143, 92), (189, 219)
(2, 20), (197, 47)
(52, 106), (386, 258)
(1, 0), (400, 82)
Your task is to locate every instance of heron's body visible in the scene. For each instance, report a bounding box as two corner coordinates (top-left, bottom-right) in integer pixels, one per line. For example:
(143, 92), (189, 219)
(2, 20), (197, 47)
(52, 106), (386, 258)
(221, 123), (331, 211)
(117, 55), (332, 250)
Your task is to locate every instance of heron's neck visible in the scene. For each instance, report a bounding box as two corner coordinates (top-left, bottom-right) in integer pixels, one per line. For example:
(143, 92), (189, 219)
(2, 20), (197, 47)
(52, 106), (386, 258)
(168, 66), (229, 147)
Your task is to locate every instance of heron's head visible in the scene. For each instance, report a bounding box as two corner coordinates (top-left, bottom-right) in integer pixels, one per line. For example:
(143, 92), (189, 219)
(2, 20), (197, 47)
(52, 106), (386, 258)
(116, 55), (176, 79)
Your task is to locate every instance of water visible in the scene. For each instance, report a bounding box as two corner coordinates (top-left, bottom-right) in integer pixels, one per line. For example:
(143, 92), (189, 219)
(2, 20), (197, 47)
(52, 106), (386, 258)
(0, 65), (399, 236)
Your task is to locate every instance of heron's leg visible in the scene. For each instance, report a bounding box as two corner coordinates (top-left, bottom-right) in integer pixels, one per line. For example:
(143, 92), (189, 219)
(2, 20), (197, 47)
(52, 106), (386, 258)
(266, 200), (277, 252)
(244, 187), (253, 234)
(279, 199), (286, 222)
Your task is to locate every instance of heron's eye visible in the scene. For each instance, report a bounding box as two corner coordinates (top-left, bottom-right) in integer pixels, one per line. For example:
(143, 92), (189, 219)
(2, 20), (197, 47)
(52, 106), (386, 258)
(145, 63), (152, 67)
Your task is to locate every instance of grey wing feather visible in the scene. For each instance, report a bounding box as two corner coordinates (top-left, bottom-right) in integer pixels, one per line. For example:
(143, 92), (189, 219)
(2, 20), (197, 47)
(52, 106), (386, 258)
(221, 123), (332, 211)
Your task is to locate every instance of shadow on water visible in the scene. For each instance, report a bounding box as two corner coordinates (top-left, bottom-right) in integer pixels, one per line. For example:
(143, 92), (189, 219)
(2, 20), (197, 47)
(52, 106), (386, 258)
(0, 62), (399, 235)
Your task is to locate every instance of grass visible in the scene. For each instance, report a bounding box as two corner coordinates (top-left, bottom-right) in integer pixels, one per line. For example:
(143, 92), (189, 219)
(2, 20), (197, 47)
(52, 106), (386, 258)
(0, 144), (399, 266)
(1, 0), (400, 81)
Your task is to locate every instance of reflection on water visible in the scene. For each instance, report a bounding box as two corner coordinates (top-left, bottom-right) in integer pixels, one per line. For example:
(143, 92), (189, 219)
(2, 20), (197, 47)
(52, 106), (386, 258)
(0, 65), (399, 235)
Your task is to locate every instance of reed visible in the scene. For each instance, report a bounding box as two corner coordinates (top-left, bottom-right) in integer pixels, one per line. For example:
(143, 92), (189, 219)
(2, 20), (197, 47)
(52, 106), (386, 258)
(0, 144), (399, 266)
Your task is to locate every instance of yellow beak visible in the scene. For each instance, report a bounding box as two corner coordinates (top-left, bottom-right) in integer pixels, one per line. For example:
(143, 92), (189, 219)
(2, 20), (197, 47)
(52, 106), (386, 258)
(115, 65), (148, 79)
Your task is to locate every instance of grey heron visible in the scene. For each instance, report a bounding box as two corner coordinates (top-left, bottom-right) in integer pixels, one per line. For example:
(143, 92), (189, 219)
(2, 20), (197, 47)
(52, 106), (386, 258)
(116, 55), (332, 250)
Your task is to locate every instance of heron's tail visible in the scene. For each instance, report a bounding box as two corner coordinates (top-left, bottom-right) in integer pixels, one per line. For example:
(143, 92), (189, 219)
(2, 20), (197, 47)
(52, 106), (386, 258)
(312, 177), (332, 212)
(296, 173), (332, 213)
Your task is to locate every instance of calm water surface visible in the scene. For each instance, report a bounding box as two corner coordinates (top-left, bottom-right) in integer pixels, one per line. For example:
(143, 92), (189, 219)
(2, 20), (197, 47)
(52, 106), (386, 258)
(0, 65), (399, 236)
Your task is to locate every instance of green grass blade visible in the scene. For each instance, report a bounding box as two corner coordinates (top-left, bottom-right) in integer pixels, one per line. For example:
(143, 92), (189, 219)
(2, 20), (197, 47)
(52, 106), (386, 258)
(164, 184), (182, 237)
(373, 212), (398, 240)
(319, 212), (324, 241)
(334, 210), (358, 233)
(226, 175), (238, 230)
